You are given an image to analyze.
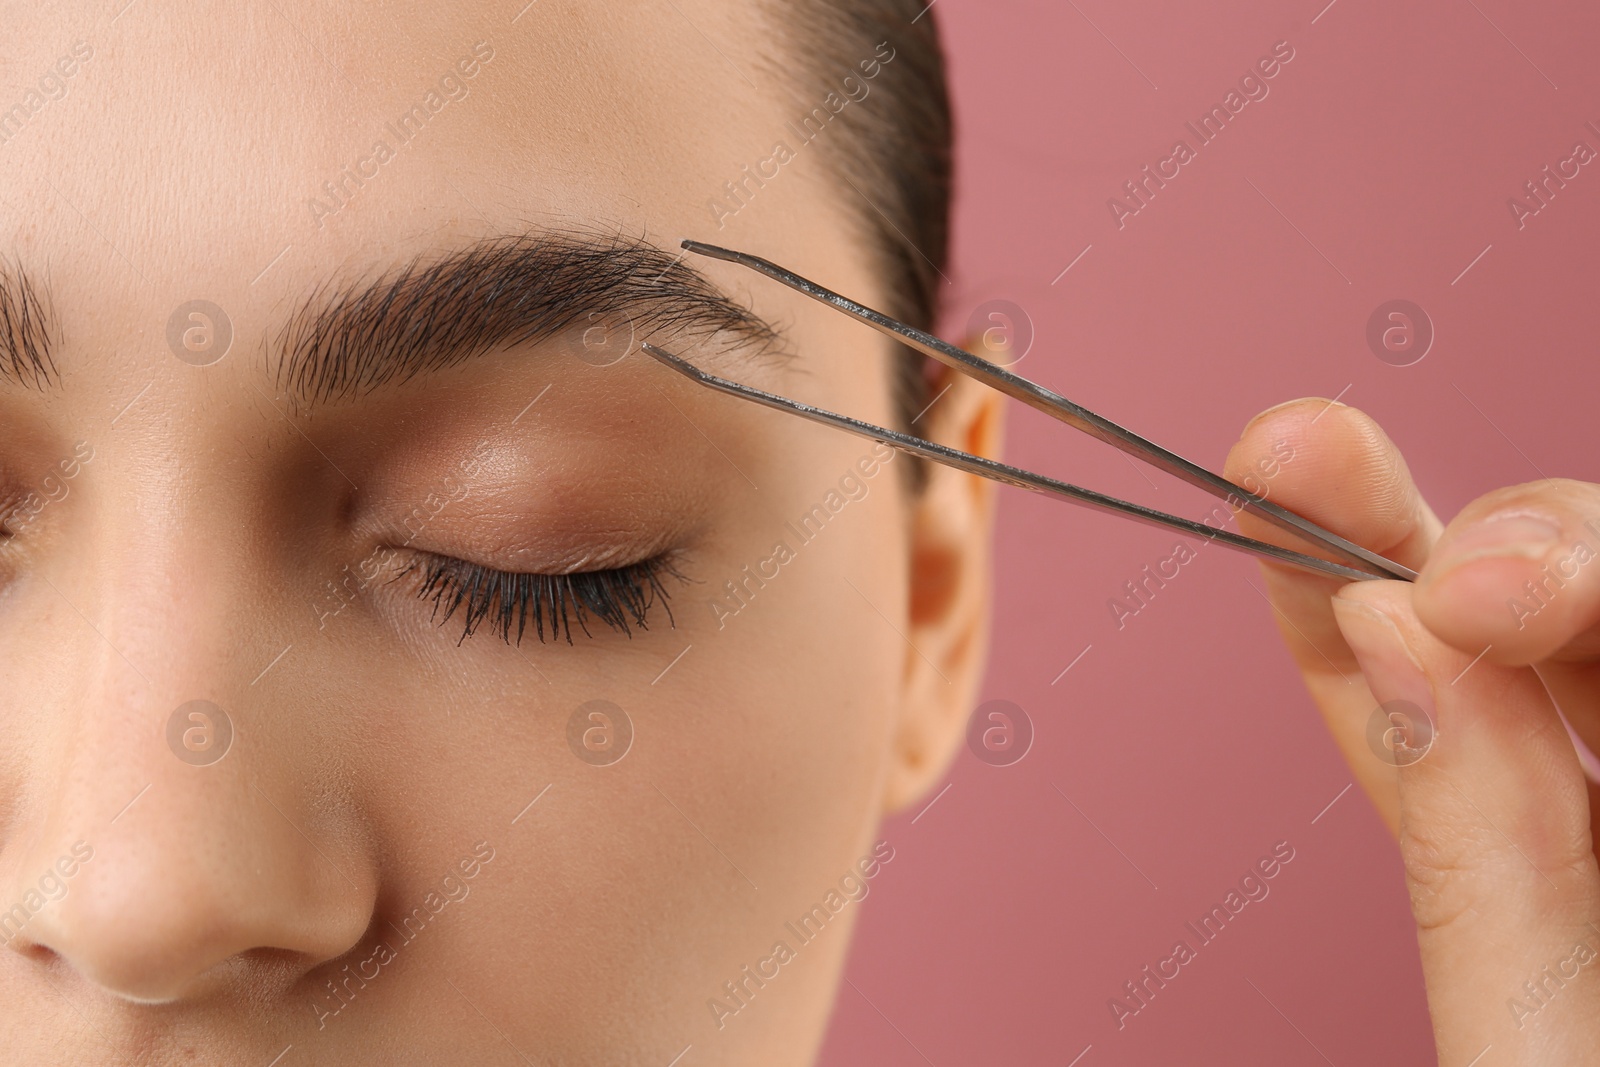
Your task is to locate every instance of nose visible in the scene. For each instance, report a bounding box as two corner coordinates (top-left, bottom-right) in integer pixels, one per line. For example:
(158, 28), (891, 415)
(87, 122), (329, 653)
(0, 464), (378, 1004)
(9, 775), (377, 1003)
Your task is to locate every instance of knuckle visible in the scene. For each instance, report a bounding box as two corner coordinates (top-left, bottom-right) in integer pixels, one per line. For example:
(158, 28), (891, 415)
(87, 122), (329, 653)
(1398, 772), (1598, 936)
(1397, 817), (1493, 933)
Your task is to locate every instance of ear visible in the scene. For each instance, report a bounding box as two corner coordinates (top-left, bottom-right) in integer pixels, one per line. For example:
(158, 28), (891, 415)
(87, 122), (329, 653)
(881, 361), (1005, 813)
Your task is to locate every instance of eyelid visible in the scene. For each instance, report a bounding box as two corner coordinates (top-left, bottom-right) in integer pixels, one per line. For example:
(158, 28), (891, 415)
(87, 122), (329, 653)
(397, 550), (686, 646)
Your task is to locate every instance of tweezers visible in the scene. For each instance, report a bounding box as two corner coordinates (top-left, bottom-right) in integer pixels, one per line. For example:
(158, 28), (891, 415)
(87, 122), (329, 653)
(642, 240), (1416, 584)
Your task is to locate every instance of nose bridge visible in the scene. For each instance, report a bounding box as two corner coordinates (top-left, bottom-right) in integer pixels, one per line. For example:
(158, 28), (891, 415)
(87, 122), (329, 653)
(48, 451), (247, 815)
(29, 448), (237, 831)
(2, 445), (377, 1002)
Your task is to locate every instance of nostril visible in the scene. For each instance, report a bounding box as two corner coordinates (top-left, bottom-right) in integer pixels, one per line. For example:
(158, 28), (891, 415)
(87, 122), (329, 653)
(12, 846), (379, 1004)
(3, 774), (379, 1003)
(22, 926), (328, 1005)
(9, 940), (60, 967)
(241, 946), (325, 986)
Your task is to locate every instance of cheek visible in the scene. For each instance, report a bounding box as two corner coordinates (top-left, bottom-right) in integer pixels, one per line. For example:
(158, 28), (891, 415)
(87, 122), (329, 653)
(313, 398), (909, 1049)
(693, 519), (905, 826)
(287, 322), (911, 1047)
(346, 511), (907, 1052)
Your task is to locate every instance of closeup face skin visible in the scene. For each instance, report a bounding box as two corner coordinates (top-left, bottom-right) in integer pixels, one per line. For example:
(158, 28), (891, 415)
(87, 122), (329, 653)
(0, 2), (998, 1064)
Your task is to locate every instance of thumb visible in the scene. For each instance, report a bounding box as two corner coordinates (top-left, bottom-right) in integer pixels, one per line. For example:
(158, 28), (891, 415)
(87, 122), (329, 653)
(1332, 580), (1600, 1065)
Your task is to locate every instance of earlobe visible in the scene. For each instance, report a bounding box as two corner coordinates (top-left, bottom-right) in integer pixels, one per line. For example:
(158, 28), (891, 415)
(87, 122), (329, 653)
(881, 364), (1005, 812)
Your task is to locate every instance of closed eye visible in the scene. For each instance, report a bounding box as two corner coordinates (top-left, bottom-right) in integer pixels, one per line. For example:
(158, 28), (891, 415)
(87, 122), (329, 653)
(394, 552), (687, 645)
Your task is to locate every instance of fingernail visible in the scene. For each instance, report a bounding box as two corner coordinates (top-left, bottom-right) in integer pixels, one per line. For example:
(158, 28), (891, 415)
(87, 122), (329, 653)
(1332, 594), (1435, 729)
(1434, 511), (1561, 573)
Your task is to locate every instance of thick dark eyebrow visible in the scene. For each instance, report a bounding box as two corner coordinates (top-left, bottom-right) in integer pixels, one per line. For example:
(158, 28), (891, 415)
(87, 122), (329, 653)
(275, 230), (786, 407)
(0, 262), (56, 389)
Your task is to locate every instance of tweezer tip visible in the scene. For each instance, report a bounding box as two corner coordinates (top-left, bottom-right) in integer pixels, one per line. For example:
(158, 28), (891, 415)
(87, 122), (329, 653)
(640, 341), (692, 373)
(680, 238), (737, 261)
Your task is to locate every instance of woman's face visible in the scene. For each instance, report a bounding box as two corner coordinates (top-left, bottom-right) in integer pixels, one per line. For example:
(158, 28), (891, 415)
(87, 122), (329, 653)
(0, 2), (995, 1062)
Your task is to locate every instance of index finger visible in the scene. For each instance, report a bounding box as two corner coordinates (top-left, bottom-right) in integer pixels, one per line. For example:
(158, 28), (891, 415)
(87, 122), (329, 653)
(1223, 397), (1443, 673)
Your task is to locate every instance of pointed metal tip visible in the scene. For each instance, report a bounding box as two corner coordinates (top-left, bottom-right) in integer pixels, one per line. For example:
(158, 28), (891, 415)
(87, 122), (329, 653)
(640, 341), (696, 377)
(681, 239), (737, 262)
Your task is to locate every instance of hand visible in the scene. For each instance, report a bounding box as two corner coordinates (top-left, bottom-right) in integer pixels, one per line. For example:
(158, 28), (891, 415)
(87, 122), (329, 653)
(1226, 398), (1600, 1065)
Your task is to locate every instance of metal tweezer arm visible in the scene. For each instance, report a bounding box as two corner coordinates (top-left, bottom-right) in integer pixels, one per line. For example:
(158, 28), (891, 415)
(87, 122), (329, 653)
(643, 240), (1417, 584)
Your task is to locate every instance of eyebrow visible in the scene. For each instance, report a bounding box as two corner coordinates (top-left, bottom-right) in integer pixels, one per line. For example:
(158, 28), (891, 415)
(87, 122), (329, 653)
(0, 261), (56, 389)
(275, 230), (787, 408)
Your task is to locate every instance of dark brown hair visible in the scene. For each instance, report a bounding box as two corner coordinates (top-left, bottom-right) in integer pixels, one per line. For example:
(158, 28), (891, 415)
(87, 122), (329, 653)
(764, 1), (953, 446)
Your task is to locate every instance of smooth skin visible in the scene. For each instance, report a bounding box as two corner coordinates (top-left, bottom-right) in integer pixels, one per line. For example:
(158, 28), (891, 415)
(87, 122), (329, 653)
(8, 2), (1579, 1063)
(0, 2), (1000, 1063)
(1229, 399), (1600, 1064)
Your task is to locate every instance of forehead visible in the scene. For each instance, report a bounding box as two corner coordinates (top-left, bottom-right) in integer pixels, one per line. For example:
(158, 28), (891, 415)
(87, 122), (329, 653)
(0, 1), (836, 326)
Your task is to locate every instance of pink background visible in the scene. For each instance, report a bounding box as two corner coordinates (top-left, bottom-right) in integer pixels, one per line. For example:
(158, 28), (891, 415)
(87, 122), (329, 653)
(821, 1), (1600, 1063)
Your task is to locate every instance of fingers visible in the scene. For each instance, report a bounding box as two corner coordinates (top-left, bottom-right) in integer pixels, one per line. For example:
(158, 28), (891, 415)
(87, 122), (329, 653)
(1334, 580), (1600, 1064)
(1229, 399), (1440, 567)
(1224, 399), (1444, 832)
(1224, 399), (1443, 675)
(1392, 478), (1600, 785)
(1413, 478), (1600, 667)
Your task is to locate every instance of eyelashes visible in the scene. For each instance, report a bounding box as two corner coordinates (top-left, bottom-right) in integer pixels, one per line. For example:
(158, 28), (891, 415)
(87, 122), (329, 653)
(397, 553), (686, 645)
